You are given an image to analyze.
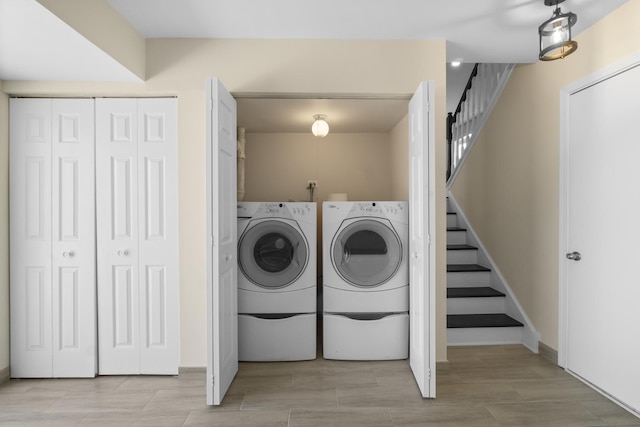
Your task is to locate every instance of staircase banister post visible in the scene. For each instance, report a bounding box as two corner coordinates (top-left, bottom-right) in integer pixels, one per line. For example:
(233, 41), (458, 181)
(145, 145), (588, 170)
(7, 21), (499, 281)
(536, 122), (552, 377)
(447, 112), (454, 180)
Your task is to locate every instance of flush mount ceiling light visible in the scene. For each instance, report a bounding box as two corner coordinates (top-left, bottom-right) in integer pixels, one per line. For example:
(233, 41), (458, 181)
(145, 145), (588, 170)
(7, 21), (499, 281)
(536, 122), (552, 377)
(311, 114), (329, 137)
(539, 0), (578, 61)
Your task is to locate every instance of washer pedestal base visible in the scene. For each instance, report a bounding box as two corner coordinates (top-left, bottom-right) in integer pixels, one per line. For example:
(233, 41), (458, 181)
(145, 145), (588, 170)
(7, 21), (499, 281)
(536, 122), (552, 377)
(239, 313), (316, 361)
(323, 312), (408, 360)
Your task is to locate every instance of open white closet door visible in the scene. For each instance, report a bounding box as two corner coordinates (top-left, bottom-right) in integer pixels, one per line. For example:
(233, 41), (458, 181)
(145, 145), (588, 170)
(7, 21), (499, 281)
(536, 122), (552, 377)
(206, 78), (239, 405)
(408, 81), (436, 398)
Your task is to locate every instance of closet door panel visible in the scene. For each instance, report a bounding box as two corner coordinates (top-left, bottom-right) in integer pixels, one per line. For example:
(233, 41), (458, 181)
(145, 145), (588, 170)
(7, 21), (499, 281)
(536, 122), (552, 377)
(10, 99), (53, 378)
(51, 99), (96, 377)
(137, 98), (179, 374)
(96, 98), (140, 374)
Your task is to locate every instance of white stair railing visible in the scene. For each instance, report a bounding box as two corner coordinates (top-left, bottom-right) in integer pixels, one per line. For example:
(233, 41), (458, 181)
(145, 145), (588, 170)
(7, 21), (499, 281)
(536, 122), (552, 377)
(447, 63), (515, 189)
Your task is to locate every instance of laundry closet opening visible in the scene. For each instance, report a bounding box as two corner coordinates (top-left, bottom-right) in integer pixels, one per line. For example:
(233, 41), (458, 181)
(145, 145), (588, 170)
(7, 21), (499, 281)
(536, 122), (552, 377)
(235, 94), (411, 361)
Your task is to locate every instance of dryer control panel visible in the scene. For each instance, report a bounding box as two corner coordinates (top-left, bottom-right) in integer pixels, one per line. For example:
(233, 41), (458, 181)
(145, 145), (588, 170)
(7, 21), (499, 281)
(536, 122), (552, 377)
(341, 201), (407, 222)
(237, 201), (315, 221)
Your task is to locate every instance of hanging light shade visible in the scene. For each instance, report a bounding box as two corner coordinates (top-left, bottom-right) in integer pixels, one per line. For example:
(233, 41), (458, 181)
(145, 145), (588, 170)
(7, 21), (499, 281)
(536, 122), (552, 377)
(539, 0), (578, 61)
(311, 114), (329, 138)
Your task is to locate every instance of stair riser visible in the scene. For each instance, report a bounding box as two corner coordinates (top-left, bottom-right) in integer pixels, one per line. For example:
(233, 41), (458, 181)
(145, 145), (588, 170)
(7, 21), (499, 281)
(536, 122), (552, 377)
(446, 214), (458, 228)
(447, 297), (506, 315)
(447, 230), (467, 245)
(447, 326), (524, 346)
(447, 271), (491, 287)
(447, 250), (478, 264)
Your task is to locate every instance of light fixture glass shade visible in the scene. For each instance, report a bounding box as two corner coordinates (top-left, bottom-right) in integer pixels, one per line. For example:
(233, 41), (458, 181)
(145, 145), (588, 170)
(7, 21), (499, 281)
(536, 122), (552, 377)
(312, 115), (329, 137)
(539, 5), (578, 61)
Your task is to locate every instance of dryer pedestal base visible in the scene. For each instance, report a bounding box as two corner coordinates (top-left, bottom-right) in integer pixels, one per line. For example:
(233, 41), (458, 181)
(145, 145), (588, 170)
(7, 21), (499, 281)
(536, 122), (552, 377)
(323, 312), (408, 360)
(239, 313), (316, 361)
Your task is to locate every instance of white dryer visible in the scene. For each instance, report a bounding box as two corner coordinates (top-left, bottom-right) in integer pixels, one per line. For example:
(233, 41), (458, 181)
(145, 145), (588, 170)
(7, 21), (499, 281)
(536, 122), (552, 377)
(323, 201), (409, 360)
(237, 202), (316, 361)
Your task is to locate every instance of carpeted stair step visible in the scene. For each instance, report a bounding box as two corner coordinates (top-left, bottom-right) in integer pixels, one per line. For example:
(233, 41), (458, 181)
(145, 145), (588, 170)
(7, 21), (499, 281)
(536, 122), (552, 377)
(447, 287), (505, 298)
(447, 313), (523, 329)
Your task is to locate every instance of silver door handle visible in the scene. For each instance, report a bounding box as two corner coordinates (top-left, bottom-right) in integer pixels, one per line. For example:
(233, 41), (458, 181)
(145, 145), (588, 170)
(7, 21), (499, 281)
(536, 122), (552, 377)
(62, 251), (75, 258)
(566, 251), (581, 261)
(117, 249), (129, 256)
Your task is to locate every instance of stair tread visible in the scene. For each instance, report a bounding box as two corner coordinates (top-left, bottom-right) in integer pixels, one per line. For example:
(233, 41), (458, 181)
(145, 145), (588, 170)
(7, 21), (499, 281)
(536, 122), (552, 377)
(447, 287), (505, 298)
(447, 313), (524, 329)
(447, 227), (467, 232)
(447, 244), (478, 251)
(447, 264), (491, 272)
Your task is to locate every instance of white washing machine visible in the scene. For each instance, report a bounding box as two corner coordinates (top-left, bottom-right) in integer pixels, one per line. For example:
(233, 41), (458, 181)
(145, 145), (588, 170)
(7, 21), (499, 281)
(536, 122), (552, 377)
(322, 201), (409, 360)
(237, 202), (316, 361)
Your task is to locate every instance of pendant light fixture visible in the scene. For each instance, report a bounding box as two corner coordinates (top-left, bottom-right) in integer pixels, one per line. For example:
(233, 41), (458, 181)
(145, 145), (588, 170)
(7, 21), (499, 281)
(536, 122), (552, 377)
(539, 0), (578, 61)
(311, 114), (329, 138)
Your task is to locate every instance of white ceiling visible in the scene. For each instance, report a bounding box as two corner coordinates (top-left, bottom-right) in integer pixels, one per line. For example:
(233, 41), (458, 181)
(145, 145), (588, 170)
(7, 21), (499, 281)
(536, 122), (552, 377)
(0, 0), (141, 82)
(0, 0), (629, 82)
(107, 0), (628, 63)
(0, 0), (629, 133)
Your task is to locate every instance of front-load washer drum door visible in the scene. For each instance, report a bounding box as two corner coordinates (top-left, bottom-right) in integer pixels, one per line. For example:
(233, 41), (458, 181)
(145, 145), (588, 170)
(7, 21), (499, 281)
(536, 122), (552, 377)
(238, 220), (309, 289)
(331, 219), (402, 288)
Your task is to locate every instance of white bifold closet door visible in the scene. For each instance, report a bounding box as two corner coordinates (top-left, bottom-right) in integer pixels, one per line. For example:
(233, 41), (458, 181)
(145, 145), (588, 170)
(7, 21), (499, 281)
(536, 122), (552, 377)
(95, 98), (179, 375)
(10, 98), (96, 378)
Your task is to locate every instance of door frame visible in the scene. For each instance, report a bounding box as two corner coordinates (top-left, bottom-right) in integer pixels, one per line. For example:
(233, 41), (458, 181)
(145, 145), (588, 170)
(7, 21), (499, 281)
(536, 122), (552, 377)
(558, 50), (640, 367)
(207, 85), (436, 404)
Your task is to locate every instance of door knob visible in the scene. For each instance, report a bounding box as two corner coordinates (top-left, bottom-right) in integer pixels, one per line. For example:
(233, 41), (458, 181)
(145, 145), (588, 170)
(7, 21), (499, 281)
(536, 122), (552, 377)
(566, 251), (582, 261)
(62, 251), (75, 258)
(117, 249), (129, 256)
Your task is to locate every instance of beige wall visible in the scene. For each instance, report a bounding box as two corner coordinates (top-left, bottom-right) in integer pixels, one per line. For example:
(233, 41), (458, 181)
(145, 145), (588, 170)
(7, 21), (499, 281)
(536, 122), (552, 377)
(451, 0), (640, 351)
(3, 38), (448, 366)
(390, 115), (409, 201)
(0, 83), (8, 373)
(244, 132), (393, 203)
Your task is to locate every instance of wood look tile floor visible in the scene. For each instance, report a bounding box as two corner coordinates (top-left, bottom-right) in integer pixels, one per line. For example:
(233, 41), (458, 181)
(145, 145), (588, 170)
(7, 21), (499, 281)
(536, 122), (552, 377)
(1, 345), (638, 426)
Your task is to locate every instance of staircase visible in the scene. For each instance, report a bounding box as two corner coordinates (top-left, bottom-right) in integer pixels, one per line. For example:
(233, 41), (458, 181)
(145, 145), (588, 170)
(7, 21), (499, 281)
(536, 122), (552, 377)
(446, 198), (537, 349)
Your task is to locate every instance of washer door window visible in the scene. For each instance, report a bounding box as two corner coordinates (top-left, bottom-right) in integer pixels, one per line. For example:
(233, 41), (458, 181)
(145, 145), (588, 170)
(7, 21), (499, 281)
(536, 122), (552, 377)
(332, 219), (402, 288)
(238, 220), (309, 289)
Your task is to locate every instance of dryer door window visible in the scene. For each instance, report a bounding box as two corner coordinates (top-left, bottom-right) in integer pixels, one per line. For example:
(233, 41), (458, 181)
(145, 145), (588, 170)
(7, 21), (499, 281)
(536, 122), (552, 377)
(331, 219), (403, 288)
(238, 220), (309, 289)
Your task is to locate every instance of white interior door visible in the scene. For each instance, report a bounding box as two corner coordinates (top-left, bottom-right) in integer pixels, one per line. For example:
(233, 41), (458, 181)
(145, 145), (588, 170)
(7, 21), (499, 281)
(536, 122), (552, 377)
(10, 98), (96, 378)
(408, 81), (436, 398)
(96, 98), (179, 375)
(137, 98), (180, 374)
(10, 98), (54, 378)
(561, 61), (640, 415)
(206, 78), (238, 405)
(96, 98), (141, 375)
(51, 99), (96, 377)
